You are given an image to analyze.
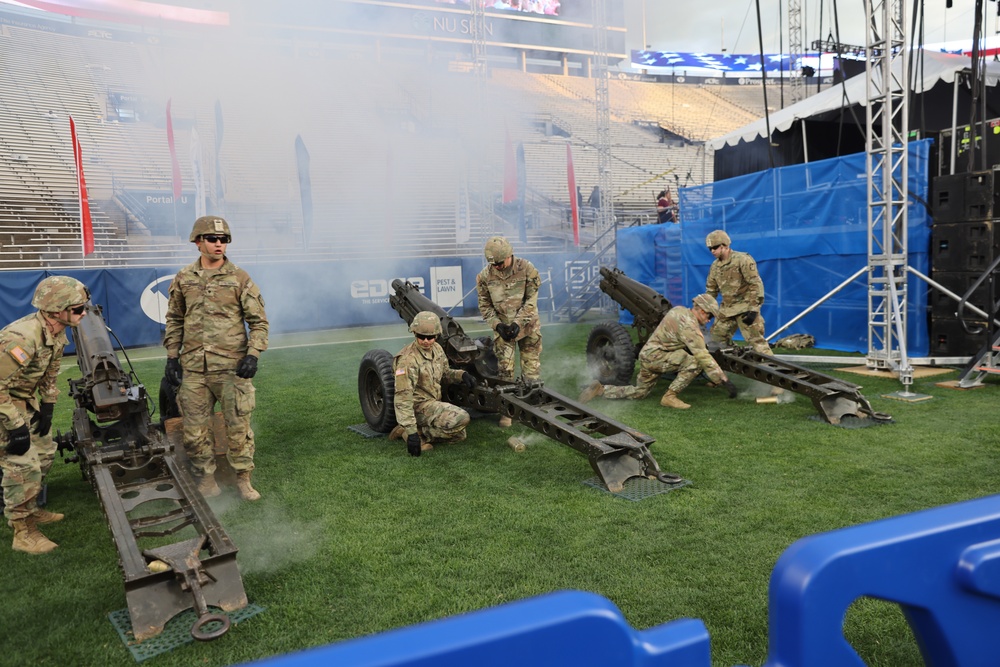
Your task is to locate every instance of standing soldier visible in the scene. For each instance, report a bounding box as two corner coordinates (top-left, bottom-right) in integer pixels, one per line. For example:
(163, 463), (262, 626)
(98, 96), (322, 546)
(1, 275), (90, 554)
(476, 235), (542, 428)
(704, 229), (772, 356)
(579, 294), (736, 409)
(389, 312), (476, 456)
(164, 215), (269, 501)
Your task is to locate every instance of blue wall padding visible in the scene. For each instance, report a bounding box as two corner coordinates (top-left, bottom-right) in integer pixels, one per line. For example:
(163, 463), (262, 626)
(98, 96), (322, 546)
(619, 140), (933, 355)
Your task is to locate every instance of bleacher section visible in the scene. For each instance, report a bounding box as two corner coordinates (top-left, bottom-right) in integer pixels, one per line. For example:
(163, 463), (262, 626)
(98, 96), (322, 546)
(0, 20), (768, 269)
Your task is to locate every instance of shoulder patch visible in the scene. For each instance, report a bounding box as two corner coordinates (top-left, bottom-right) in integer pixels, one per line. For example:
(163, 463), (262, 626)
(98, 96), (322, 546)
(395, 368), (406, 375)
(7, 345), (29, 366)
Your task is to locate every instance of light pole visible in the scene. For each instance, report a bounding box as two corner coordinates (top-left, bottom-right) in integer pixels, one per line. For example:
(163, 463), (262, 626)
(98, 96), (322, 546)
(641, 0), (647, 50)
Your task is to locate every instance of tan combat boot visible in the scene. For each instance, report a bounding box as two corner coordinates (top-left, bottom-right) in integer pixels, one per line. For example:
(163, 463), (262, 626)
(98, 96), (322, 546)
(236, 471), (261, 501)
(660, 391), (691, 410)
(197, 473), (222, 498)
(33, 508), (64, 524)
(388, 424), (406, 440)
(11, 518), (58, 554)
(498, 416), (512, 428)
(7, 508), (63, 529)
(578, 381), (604, 403)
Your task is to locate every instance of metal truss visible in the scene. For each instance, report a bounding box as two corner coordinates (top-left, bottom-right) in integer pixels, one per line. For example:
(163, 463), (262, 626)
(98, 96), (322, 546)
(864, 0), (912, 388)
(592, 0), (613, 249)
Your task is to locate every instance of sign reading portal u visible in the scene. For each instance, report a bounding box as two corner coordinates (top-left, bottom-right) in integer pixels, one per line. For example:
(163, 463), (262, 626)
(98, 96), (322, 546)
(430, 266), (463, 309)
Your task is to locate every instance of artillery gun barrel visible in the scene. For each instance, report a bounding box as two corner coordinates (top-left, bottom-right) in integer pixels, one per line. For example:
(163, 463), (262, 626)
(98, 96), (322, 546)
(598, 267), (671, 334)
(390, 279), (478, 364)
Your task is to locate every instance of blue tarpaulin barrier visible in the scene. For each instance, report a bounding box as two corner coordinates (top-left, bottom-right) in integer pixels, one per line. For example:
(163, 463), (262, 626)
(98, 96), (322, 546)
(620, 140), (932, 355)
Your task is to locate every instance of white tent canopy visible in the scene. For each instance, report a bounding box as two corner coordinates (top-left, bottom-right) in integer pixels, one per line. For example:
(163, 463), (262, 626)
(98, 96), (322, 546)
(708, 50), (1000, 150)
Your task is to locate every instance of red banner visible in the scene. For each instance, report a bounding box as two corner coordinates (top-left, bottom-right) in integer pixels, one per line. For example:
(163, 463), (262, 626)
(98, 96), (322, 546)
(69, 115), (95, 256)
(166, 99), (182, 200)
(502, 130), (517, 204)
(566, 142), (578, 247)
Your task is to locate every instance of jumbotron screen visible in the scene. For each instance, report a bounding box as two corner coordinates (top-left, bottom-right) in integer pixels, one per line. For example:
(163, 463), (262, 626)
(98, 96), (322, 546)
(435, 0), (561, 18)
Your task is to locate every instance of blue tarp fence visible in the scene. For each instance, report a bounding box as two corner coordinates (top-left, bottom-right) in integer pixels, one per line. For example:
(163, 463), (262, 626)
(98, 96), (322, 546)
(618, 140), (933, 355)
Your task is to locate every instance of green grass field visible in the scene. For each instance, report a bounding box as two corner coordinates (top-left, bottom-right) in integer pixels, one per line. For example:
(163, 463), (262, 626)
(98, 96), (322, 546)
(1, 320), (996, 667)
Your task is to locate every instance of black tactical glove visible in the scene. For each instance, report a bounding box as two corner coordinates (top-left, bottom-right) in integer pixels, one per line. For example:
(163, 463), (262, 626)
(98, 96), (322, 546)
(498, 322), (520, 341)
(235, 355), (258, 379)
(165, 357), (183, 387)
(406, 432), (422, 457)
(722, 380), (738, 399)
(31, 402), (54, 437)
(6, 424), (31, 456)
(461, 372), (477, 390)
(742, 311), (758, 326)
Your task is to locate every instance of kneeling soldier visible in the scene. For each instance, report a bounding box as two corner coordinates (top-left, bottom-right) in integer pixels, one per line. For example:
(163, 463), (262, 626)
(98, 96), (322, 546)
(390, 312), (476, 455)
(579, 293), (737, 409)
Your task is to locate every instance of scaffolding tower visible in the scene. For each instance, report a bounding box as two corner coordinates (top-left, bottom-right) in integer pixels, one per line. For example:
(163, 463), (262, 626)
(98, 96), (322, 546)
(864, 0), (912, 390)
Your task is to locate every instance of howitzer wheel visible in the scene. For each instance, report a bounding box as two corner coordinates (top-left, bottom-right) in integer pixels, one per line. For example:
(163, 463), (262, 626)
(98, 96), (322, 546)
(586, 322), (636, 386)
(358, 349), (398, 433)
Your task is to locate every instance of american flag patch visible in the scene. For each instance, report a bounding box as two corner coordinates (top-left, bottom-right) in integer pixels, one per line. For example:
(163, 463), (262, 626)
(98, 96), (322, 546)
(395, 368), (406, 375)
(7, 346), (29, 366)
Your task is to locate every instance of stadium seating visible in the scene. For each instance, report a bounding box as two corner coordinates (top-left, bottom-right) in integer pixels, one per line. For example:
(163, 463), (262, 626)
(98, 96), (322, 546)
(0, 18), (768, 268)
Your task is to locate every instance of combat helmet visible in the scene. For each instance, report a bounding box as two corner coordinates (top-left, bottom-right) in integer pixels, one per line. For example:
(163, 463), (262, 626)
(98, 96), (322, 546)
(189, 215), (232, 243)
(706, 230), (731, 248)
(410, 311), (442, 337)
(692, 293), (720, 318)
(483, 236), (513, 264)
(32, 276), (90, 313)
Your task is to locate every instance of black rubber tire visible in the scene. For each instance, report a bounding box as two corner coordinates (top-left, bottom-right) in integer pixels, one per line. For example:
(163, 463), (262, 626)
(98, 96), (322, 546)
(586, 322), (636, 386)
(358, 349), (397, 433)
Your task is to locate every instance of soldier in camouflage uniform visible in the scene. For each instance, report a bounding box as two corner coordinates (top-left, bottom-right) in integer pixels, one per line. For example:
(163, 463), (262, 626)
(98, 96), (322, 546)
(579, 294), (737, 409)
(704, 229), (771, 355)
(1, 275), (90, 554)
(476, 236), (542, 427)
(389, 312), (476, 456)
(164, 216), (269, 501)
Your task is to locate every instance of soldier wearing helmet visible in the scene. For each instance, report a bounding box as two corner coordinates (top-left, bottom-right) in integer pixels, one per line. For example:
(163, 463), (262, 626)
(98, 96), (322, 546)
(579, 293), (736, 410)
(164, 216), (269, 500)
(389, 311), (476, 456)
(0, 275), (90, 554)
(705, 229), (775, 364)
(476, 236), (542, 427)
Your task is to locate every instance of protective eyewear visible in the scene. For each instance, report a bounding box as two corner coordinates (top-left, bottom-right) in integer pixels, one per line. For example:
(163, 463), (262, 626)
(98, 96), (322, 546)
(202, 234), (230, 244)
(415, 333), (437, 341)
(491, 260), (506, 268)
(69, 305), (87, 315)
(710, 244), (724, 251)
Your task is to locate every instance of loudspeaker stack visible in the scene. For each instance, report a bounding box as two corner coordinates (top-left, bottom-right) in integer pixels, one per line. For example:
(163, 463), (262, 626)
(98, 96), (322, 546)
(929, 170), (1000, 356)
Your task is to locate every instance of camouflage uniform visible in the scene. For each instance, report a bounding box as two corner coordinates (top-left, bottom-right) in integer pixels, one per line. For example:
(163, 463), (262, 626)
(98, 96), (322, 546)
(0, 312), (64, 521)
(164, 257), (269, 477)
(706, 249), (771, 355)
(602, 306), (726, 400)
(476, 257), (543, 380)
(393, 340), (470, 443)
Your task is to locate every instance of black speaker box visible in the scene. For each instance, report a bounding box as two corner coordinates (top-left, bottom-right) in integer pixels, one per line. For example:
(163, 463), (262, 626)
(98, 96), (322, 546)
(929, 316), (990, 357)
(929, 271), (995, 318)
(932, 170), (1000, 223)
(930, 220), (998, 272)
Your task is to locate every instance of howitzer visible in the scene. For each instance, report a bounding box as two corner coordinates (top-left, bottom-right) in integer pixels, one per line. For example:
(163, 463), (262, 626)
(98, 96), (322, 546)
(357, 279), (684, 493)
(592, 267), (892, 425)
(54, 304), (247, 642)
